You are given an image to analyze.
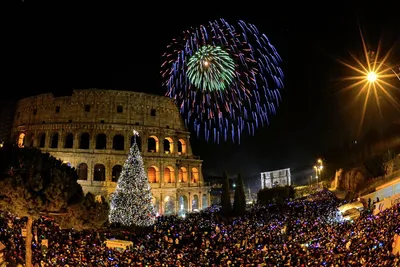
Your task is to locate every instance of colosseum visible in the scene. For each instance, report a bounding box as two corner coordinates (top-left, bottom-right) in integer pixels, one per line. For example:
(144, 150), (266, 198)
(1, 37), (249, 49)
(11, 89), (210, 216)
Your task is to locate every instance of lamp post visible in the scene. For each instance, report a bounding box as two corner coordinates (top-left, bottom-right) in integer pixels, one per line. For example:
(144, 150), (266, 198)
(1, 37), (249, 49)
(314, 159), (323, 189)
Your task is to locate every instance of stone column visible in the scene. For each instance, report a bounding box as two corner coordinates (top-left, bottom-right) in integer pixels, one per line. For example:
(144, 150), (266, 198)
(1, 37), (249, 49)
(87, 161), (93, 182)
(188, 192), (192, 212)
(198, 191), (202, 210)
(175, 191), (179, 214)
(73, 133), (79, 149)
(159, 192), (164, 215)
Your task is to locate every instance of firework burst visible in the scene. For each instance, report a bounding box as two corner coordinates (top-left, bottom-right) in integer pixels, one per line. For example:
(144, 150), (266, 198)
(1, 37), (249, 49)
(161, 19), (284, 143)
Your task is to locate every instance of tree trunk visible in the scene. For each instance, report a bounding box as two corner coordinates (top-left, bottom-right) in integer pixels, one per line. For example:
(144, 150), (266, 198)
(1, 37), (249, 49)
(25, 216), (33, 267)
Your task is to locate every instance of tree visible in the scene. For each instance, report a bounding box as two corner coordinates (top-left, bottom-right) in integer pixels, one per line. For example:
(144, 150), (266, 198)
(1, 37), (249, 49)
(233, 173), (246, 216)
(0, 144), (108, 267)
(220, 172), (232, 214)
(56, 192), (109, 231)
(109, 130), (156, 227)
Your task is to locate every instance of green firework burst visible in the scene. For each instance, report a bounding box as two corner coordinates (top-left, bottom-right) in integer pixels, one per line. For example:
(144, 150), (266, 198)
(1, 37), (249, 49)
(187, 45), (235, 92)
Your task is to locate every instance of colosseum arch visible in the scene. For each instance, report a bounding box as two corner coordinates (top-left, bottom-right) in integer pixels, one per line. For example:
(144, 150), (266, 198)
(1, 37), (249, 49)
(191, 167), (199, 183)
(148, 166), (160, 183)
(131, 135), (142, 151)
(95, 133), (107, 149)
(152, 197), (160, 215)
(38, 133), (46, 148)
(77, 163), (88, 180)
(25, 133), (34, 147)
(113, 134), (124, 150)
(178, 138), (187, 154)
(50, 133), (59, 148)
(202, 194), (208, 209)
(64, 133), (74, 148)
(17, 133), (25, 148)
(178, 195), (188, 215)
(147, 135), (159, 153)
(179, 167), (188, 183)
(79, 132), (90, 149)
(93, 164), (106, 181)
(112, 165), (122, 182)
(163, 166), (175, 183)
(164, 196), (175, 216)
(163, 137), (174, 154)
(192, 194), (199, 211)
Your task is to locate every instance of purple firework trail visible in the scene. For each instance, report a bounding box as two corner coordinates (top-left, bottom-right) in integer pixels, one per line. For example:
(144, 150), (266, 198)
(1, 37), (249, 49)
(161, 19), (284, 143)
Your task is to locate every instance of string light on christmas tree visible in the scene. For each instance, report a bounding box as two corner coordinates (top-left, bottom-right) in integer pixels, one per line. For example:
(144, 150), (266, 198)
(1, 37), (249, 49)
(109, 129), (156, 227)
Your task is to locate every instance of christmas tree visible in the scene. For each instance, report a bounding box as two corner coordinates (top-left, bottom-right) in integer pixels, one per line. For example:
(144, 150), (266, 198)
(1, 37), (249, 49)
(109, 130), (156, 227)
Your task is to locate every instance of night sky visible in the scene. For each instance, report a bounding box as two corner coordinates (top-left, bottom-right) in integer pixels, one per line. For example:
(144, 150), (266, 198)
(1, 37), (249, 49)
(5, 2), (400, 187)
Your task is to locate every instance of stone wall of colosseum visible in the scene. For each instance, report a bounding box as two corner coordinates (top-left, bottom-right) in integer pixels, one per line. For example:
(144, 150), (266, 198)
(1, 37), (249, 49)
(11, 89), (210, 215)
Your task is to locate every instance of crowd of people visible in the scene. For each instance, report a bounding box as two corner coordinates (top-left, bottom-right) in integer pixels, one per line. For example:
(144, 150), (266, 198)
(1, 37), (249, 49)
(0, 189), (399, 266)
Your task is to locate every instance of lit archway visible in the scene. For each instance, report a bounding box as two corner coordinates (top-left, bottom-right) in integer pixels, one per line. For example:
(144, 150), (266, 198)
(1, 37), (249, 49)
(202, 194), (208, 209)
(164, 196), (175, 216)
(163, 166), (175, 183)
(191, 167), (199, 183)
(192, 194), (199, 211)
(163, 137), (174, 154)
(178, 139), (187, 154)
(179, 167), (188, 183)
(148, 166), (160, 183)
(17, 133), (25, 148)
(147, 135), (159, 153)
(179, 195), (188, 215)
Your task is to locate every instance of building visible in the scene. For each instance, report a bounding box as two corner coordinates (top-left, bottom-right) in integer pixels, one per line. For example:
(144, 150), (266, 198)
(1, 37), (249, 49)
(260, 168), (291, 189)
(11, 89), (211, 216)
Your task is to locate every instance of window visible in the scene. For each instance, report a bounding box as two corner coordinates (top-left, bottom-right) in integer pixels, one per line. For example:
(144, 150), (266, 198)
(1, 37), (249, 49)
(117, 105), (123, 113)
(17, 112), (20, 118)
(100, 120), (105, 124)
(151, 109), (156, 116)
(84, 105), (90, 112)
(135, 122), (140, 125)
(55, 106), (60, 113)
(42, 121), (45, 124)
(68, 119), (72, 123)
(33, 109), (37, 115)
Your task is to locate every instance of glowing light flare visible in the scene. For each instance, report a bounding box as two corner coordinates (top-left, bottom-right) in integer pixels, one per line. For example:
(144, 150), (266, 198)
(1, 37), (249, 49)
(337, 29), (400, 138)
(367, 72), (378, 82)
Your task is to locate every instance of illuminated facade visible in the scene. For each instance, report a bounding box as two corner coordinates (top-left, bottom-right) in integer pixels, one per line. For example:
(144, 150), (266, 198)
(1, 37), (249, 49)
(11, 89), (210, 215)
(260, 168), (291, 189)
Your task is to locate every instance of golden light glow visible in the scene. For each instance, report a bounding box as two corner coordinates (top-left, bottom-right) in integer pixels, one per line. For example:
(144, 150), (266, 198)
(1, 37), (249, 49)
(367, 71), (378, 82)
(338, 29), (400, 137)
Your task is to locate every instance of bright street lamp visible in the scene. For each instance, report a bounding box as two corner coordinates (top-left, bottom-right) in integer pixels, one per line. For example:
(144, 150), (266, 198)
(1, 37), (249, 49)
(314, 159), (323, 188)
